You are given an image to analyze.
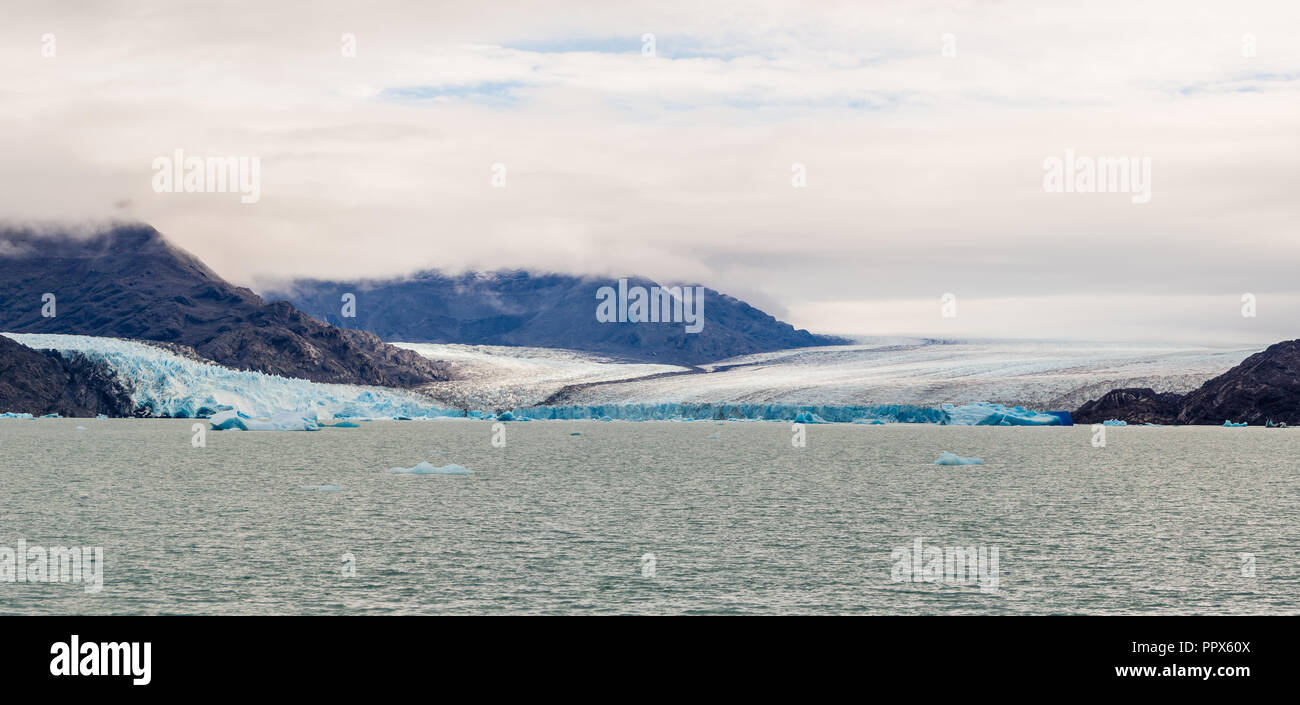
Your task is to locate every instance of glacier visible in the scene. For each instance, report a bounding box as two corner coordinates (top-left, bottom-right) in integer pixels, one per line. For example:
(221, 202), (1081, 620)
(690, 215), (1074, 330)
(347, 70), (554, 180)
(409, 338), (1253, 410)
(3, 333), (1075, 426)
(209, 409), (323, 432)
(3, 333), (460, 420)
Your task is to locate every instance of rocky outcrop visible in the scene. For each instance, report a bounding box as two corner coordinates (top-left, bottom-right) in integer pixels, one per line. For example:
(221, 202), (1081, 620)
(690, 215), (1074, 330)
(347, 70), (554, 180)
(1073, 387), (1183, 425)
(0, 334), (135, 417)
(1176, 340), (1300, 425)
(1074, 339), (1300, 425)
(0, 225), (444, 387)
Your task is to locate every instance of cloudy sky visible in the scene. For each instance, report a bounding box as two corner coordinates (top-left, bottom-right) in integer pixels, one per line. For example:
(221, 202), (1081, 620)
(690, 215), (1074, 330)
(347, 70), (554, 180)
(2, 1), (1297, 343)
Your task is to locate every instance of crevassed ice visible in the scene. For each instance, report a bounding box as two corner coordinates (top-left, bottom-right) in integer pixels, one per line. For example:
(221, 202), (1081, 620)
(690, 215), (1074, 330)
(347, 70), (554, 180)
(2, 333), (456, 419)
(2, 333), (1064, 425)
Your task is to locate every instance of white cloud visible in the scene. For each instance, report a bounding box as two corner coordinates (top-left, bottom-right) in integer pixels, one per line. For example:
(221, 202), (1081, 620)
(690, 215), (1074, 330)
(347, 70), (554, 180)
(0, 0), (1297, 341)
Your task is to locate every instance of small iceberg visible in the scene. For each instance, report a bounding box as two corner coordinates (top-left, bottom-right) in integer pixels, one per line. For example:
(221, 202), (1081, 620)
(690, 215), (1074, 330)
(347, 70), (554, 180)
(388, 462), (472, 475)
(298, 484), (345, 492)
(1222, 420), (1248, 427)
(95, 414), (108, 419)
(0, 412), (34, 419)
(569, 431), (582, 436)
(40, 413), (62, 419)
(935, 452), (984, 466)
(1102, 419), (1127, 426)
(328, 421), (361, 428)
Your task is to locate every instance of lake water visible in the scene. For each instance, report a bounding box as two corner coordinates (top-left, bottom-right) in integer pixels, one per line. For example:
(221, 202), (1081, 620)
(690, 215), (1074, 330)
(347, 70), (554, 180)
(1, 419), (1296, 614)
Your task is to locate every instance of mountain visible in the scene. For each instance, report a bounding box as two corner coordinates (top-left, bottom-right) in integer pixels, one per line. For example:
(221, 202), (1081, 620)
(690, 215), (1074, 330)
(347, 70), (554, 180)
(1074, 339), (1300, 425)
(0, 335), (134, 417)
(0, 225), (443, 387)
(267, 272), (848, 366)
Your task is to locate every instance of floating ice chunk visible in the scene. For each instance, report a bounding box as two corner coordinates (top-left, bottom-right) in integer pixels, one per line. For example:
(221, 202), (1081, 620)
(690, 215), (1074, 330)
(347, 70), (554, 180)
(388, 462), (471, 475)
(75, 426), (87, 430)
(935, 452), (984, 466)
(329, 421), (361, 428)
(569, 432), (582, 436)
(1222, 420), (1247, 427)
(95, 414), (108, 419)
(0, 412), (34, 419)
(298, 485), (345, 491)
(1102, 419), (1127, 426)
(40, 413), (61, 418)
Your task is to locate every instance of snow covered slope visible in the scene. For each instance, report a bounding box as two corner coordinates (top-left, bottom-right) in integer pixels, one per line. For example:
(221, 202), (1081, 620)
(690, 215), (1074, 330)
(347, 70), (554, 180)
(528, 339), (1258, 408)
(392, 342), (686, 409)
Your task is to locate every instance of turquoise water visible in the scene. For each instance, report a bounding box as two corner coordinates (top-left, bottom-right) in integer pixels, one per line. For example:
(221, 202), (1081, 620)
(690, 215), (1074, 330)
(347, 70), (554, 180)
(1, 419), (1296, 614)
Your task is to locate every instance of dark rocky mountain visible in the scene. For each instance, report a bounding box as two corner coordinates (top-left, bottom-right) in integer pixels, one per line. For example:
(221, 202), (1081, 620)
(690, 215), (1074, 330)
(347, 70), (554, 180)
(1073, 387), (1184, 425)
(1075, 339), (1300, 425)
(267, 272), (848, 366)
(0, 225), (443, 387)
(0, 334), (135, 417)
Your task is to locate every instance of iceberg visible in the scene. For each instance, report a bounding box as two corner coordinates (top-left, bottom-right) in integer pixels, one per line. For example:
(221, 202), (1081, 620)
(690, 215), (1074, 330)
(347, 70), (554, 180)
(935, 452), (984, 466)
(388, 462), (472, 475)
(0, 412), (35, 419)
(1222, 420), (1247, 427)
(1102, 419), (1127, 426)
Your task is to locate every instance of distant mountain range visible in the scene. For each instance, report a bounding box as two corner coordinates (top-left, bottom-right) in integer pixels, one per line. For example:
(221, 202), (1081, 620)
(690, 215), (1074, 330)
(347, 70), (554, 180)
(1075, 339), (1300, 425)
(267, 272), (848, 366)
(0, 225), (443, 387)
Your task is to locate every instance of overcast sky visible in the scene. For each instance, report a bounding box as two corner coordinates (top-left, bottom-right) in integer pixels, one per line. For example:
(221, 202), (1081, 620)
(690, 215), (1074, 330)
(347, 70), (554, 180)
(2, 1), (1297, 343)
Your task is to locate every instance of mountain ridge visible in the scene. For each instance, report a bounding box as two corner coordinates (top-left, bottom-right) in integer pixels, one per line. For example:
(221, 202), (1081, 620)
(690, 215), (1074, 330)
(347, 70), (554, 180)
(267, 271), (849, 366)
(1074, 338), (1300, 425)
(0, 225), (445, 387)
